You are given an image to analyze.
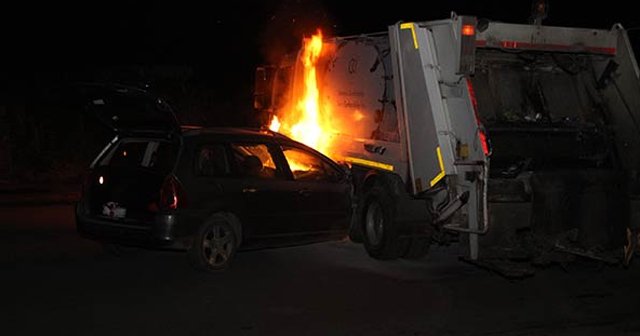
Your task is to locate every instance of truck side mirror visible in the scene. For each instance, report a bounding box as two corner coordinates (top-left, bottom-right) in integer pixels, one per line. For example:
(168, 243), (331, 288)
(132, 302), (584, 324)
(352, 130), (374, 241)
(254, 66), (275, 111)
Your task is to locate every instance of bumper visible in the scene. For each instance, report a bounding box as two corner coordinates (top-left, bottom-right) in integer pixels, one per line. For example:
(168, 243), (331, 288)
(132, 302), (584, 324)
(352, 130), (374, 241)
(76, 206), (187, 249)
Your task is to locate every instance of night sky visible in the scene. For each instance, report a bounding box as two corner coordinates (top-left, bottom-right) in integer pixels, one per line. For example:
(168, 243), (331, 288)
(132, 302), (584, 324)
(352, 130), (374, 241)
(0, 2), (638, 193)
(1, 0), (639, 126)
(2, 1), (638, 74)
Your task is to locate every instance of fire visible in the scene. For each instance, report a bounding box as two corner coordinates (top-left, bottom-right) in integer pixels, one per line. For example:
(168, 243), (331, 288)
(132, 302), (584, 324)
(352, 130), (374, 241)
(268, 30), (335, 156)
(269, 115), (281, 132)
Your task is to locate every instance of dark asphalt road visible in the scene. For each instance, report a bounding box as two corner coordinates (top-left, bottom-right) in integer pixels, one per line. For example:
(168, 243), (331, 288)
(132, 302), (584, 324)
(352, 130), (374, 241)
(2, 205), (640, 336)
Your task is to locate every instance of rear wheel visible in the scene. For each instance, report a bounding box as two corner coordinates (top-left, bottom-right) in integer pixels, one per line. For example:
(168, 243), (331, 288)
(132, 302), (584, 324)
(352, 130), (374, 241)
(189, 216), (237, 271)
(362, 185), (407, 260)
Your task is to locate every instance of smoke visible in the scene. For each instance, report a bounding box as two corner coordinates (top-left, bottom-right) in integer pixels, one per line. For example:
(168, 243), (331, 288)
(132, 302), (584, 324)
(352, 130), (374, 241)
(259, 0), (336, 65)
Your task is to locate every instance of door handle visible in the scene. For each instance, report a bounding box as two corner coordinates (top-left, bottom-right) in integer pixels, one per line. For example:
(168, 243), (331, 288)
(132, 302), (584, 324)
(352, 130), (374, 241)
(243, 188), (257, 193)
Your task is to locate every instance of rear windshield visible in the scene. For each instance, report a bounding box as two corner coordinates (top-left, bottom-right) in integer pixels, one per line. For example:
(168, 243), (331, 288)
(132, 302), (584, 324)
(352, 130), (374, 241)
(98, 139), (179, 174)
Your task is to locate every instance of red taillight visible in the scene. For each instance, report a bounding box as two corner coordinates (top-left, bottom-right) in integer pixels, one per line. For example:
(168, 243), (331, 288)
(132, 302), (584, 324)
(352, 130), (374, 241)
(478, 130), (489, 157)
(466, 78), (490, 157)
(160, 175), (187, 210)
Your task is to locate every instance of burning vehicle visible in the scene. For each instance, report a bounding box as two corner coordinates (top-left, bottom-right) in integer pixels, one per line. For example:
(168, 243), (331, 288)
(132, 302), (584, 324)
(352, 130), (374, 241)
(254, 10), (640, 275)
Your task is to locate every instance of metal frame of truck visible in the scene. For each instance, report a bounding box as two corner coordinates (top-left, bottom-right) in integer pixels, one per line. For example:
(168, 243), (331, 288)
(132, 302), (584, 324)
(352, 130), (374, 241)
(255, 12), (640, 274)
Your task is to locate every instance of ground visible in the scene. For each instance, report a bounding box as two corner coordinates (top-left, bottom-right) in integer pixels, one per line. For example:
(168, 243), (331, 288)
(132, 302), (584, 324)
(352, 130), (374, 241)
(2, 204), (640, 335)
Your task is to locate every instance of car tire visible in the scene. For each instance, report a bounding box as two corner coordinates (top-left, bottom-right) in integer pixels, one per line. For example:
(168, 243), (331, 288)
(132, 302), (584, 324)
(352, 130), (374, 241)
(189, 215), (238, 272)
(362, 184), (408, 260)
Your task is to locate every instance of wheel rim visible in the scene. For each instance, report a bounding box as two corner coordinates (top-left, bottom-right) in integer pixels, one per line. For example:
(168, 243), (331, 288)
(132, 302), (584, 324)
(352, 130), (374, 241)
(365, 201), (384, 246)
(202, 223), (234, 268)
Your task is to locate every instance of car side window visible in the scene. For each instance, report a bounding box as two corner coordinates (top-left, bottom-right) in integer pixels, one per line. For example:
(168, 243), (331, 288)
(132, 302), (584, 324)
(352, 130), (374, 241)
(281, 146), (342, 182)
(229, 143), (283, 179)
(195, 144), (229, 177)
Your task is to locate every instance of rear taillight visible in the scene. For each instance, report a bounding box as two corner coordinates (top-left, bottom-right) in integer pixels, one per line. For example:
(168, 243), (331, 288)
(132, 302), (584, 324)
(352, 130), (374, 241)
(466, 78), (490, 157)
(159, 174), (187, 210)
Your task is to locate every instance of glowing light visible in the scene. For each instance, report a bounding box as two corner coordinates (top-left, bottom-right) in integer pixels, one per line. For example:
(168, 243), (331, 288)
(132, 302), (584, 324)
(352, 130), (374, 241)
(171, 195), (178, 209)
(462, 24), (475, 36)
(466, 78), (490, 156)
(99, 176), (104, 185)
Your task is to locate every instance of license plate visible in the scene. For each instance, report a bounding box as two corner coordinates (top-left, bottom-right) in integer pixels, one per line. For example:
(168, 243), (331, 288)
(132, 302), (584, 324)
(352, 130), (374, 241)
(102, 202), (127, 219)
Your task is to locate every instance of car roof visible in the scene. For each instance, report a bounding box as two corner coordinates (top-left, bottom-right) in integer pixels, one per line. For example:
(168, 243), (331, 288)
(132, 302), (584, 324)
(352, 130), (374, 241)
(181, 126), (291, 140)
(180, 126), (338, 164)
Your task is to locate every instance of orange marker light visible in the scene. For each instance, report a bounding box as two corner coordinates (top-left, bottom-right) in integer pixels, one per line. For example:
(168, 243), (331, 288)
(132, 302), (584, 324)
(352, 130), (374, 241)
(462, 24), (475, 36)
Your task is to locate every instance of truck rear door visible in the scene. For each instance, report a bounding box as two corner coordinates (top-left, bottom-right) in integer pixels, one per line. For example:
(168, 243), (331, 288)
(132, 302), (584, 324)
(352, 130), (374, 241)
(390, 18), (484, 195)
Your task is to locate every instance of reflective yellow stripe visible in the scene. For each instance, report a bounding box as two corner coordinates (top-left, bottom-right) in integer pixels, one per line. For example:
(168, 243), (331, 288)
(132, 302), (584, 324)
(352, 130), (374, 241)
(400, 22), (418, 49)
(345, 157), (394, 172)
(430, 147), (446, 187)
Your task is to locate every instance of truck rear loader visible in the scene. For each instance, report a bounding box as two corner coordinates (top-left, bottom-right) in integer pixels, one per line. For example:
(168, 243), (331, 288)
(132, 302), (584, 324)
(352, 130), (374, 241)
(254, 11), (640, 275)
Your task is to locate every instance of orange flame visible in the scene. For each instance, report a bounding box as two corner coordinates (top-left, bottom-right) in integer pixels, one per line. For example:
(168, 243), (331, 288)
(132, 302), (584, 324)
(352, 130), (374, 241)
(269, 115), (281, 132)
(268, 30), (335, 156)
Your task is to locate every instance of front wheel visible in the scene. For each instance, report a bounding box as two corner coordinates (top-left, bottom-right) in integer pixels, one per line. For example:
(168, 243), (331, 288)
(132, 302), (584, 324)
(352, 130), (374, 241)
(189, 216), (237, 271)
(362, 185), (408, 260)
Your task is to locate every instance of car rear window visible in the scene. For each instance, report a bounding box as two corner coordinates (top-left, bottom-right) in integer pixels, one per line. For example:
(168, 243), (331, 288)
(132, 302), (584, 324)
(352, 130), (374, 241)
(99, 139), (178, 174)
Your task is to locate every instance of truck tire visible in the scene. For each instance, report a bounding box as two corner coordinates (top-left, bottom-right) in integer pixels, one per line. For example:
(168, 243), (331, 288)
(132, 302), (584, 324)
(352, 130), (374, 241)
(362, 184), (408, 260)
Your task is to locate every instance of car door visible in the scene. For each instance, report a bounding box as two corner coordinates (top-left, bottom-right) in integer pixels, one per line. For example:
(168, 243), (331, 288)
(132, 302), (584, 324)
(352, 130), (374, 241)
(279, 145), (352, 234)
(186, 141), (245, 227)
(227, 141), (299, 238)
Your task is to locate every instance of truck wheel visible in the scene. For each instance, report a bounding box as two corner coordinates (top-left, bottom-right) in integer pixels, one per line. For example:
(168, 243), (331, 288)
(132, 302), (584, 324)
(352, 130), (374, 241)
(362, 185), (407, 259)
(189, 215), (237, 272)
(403, 236), (431, 259)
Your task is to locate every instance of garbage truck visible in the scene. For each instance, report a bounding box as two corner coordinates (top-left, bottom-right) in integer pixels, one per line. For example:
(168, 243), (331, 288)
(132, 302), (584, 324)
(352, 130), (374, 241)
(254, 11), (640, 275)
